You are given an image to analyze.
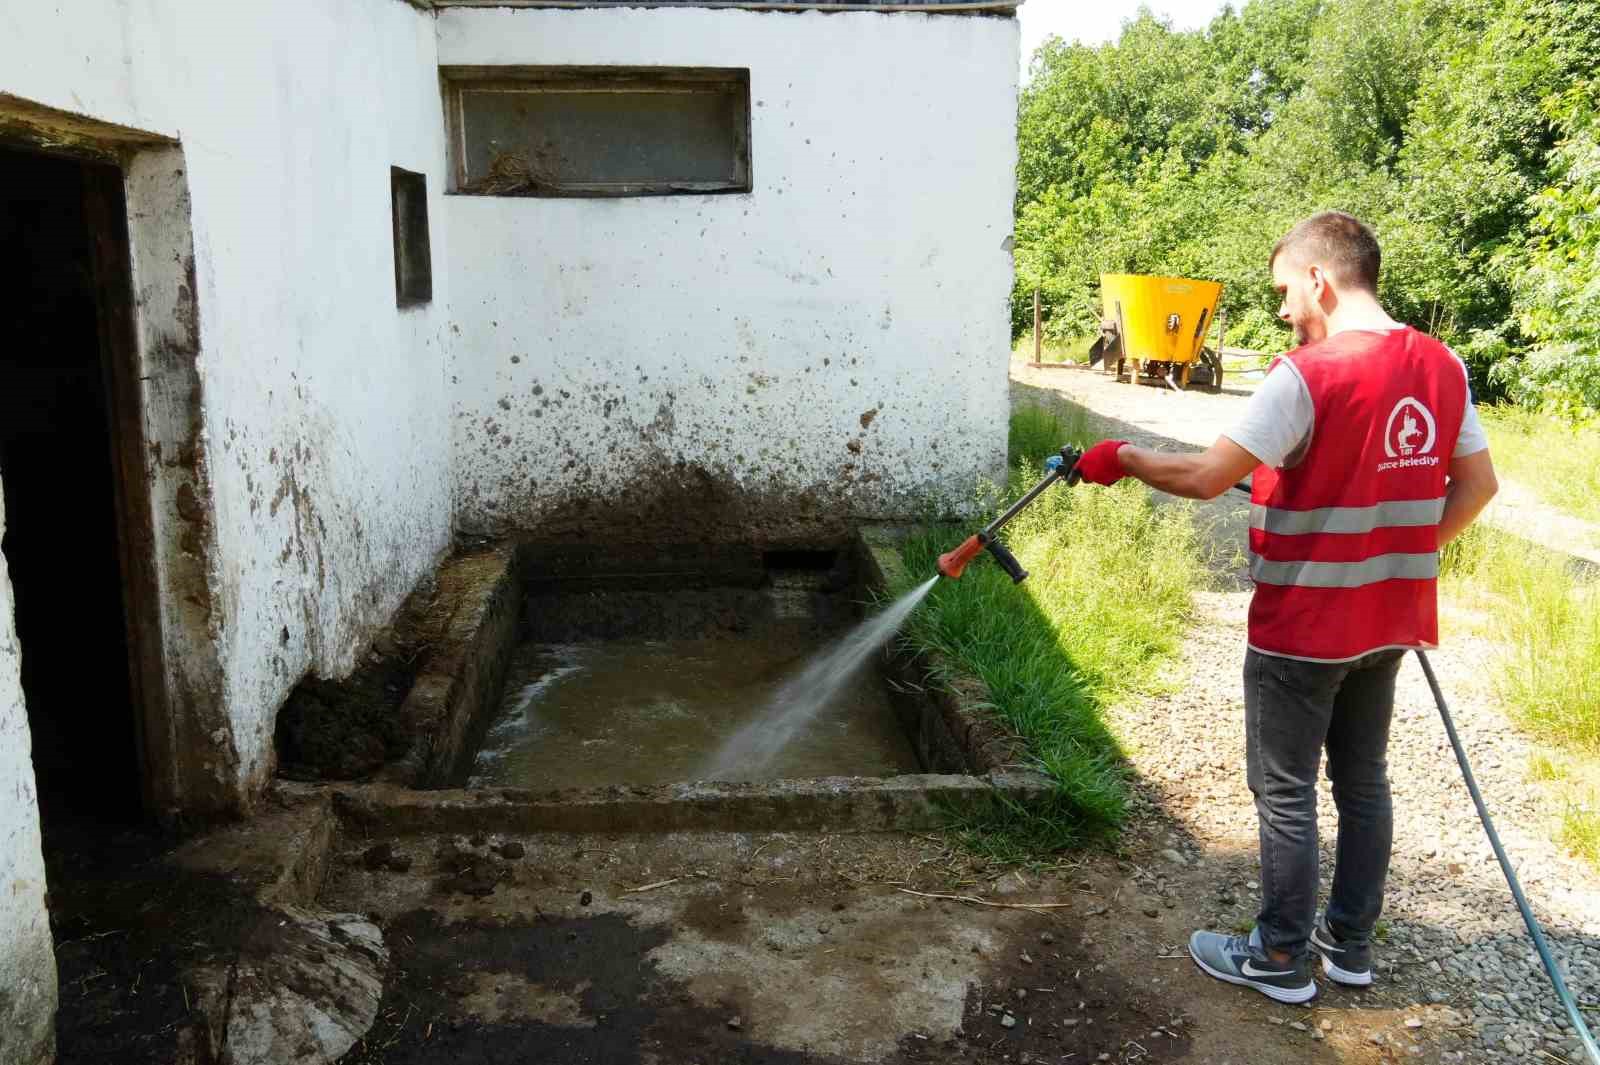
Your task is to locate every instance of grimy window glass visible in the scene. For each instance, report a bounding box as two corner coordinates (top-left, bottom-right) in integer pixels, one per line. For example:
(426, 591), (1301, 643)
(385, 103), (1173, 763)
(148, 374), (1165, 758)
(444, 68), (751, 197)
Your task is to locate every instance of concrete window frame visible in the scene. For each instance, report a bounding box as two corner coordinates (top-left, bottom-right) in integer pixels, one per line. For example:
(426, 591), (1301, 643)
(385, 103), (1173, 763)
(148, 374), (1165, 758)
(441, 66), (753, 197)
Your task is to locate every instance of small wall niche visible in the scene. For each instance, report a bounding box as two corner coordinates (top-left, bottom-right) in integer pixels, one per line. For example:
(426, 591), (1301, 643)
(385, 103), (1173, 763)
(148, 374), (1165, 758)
(390, 166), (432, 307)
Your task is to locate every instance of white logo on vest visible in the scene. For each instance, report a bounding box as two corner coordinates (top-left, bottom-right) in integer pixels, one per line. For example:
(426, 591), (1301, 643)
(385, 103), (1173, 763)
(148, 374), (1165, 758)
(1378, 397), (1439, 472)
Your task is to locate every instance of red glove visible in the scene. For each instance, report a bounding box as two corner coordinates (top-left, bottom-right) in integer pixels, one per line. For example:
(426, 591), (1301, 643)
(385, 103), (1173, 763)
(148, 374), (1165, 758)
(1072, 439), (1129, 486)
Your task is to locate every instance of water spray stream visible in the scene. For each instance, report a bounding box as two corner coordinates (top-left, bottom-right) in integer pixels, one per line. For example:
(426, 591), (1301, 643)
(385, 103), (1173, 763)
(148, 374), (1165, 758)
(705, 576), (939, 780)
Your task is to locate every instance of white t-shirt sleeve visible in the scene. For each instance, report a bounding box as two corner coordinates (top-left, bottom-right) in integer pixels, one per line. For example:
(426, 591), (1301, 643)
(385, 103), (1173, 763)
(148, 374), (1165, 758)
(1451, 352), (1489, 458)
(1221, 362), (1314, 469)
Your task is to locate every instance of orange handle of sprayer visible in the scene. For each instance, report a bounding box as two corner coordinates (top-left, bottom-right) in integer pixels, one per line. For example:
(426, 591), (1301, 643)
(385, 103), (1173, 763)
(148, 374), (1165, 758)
(937, 535), (985, 580)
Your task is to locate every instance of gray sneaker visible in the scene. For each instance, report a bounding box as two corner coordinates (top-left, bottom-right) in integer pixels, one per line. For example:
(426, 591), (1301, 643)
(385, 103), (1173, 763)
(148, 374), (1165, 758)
(1309, 915), (1374, 986)
(1188, 929), (1318, 1004)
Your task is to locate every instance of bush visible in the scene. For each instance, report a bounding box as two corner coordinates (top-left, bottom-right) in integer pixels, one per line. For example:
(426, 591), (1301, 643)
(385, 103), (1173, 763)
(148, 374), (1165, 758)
(1224, 306), (1292, 355)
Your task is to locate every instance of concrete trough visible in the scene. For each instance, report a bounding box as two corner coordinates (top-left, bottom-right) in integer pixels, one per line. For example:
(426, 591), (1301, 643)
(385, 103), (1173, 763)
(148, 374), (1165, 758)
(301, 525), (1053, 834)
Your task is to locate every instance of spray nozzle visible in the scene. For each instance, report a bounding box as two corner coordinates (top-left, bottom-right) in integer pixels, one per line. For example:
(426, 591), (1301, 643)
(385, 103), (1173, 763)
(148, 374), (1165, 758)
(937, 535), (985, 580)
(937, 534), (1029, 584)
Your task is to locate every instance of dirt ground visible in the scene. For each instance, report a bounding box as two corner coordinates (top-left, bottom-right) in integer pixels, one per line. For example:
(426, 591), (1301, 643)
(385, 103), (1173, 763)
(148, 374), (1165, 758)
(316, 821), (1460, 1065)
(323, 830), (1198, 1065)
(45, 822), (272, 1065)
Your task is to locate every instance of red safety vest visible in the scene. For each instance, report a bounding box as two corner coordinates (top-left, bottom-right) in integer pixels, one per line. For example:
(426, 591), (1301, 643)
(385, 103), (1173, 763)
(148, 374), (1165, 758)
(1248, 327), (1466, 662)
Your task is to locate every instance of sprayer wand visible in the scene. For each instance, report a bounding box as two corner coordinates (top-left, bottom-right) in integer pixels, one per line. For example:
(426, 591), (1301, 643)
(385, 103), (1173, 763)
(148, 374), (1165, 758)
(1416, 651), (1600, 1064)
(937, 445), (1085, 583)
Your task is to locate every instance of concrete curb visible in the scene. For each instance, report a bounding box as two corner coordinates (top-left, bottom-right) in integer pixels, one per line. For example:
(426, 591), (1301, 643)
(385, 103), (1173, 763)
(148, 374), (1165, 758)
(331, 772), (1053, 836)
(382, 543), (523, 788)
(169, 785), (338, 906)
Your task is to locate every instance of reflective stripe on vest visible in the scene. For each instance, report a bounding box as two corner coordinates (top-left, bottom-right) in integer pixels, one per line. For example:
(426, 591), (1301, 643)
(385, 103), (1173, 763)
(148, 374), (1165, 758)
(1248, 551), (1440, 588)
(1248, 497), (1446, 536)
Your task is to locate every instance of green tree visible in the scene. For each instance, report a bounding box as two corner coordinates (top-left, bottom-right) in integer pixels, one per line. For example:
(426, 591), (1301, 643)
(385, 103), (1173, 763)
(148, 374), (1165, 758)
(1017, 10), (1241, 206)
(1011, 0), (1600, 413)
(1501, 80), (1600, 414)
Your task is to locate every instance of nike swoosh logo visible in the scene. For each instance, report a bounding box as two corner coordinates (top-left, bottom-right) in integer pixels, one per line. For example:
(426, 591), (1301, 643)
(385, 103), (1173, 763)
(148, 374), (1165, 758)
(1310, 930), (1344, 952)
(1240, 960), (1294, 978)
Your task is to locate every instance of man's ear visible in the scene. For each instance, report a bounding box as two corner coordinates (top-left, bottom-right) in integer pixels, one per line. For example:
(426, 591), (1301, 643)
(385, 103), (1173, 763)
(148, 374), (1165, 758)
(1308, 264), (1329, 302)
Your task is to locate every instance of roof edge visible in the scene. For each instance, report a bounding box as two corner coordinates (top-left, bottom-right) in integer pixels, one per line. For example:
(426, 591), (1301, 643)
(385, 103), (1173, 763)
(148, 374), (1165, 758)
(425, 0), (1019, 13)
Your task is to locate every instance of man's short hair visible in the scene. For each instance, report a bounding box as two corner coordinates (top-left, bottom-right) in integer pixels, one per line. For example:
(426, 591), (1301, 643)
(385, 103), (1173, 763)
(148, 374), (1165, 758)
(1269, 211), (1381, 292)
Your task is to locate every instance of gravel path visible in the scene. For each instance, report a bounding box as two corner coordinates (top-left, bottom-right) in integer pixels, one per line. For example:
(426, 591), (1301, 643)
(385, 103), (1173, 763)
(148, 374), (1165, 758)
(1012, 357), (1600, 1064)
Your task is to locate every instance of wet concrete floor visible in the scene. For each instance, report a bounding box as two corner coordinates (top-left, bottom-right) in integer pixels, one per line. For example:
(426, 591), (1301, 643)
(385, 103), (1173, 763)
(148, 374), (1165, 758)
(328, 831), (1194, 1065)
(467, 633), (921, 789)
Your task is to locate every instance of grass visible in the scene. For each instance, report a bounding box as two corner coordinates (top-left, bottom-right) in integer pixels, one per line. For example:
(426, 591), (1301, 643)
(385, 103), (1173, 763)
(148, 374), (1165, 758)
(1479, 405), (1600, 524)
(1442, 523), (1600, 752)
(1008, 402), (1083, 467)
(1530, 752), (1566, 782)
(1523, 752), (1600, 868)
(1012, 334), (1096, 364)
(1442, 522), (1600, 867)
(1561, 804), (1600, 868)
(885, 404), (1200, 857)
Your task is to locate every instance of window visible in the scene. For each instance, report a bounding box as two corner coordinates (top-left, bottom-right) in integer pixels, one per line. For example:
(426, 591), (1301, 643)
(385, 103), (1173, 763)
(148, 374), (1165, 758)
(390, 166), (432, 307)
(442, 67), (752, 197)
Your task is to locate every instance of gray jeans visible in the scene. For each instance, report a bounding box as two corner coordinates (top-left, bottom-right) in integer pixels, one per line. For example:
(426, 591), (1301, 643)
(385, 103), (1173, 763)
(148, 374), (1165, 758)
(1245, 646), (1406, 956)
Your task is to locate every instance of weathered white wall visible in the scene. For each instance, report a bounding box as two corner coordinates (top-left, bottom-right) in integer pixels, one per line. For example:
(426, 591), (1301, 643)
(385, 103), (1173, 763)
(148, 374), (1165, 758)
(0, 1), (1018, 812)
(1, 0), (456, 810)
(0, 490), (56, 1065)
(439, 8), (1018, 539)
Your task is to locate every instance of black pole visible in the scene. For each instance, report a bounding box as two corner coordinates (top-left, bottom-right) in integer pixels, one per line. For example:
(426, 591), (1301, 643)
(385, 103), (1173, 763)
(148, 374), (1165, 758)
(981, 469), (1062, 539)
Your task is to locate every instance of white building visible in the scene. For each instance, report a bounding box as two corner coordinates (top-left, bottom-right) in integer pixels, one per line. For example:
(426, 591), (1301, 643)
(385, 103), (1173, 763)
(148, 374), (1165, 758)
(0, 2), (1019, 1059)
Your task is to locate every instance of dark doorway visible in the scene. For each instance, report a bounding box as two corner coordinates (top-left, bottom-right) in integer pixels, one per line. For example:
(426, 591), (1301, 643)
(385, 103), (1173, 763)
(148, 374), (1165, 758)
(0, 146), (143, 828)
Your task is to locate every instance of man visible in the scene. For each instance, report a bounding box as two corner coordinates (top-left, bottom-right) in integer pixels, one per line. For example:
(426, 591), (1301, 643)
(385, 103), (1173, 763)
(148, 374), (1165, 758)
(1070, 211), (1499, 1004)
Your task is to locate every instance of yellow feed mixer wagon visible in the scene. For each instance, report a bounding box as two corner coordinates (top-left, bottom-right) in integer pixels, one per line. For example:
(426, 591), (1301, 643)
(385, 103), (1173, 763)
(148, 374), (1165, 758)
(1088, 274), (1227, 391)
